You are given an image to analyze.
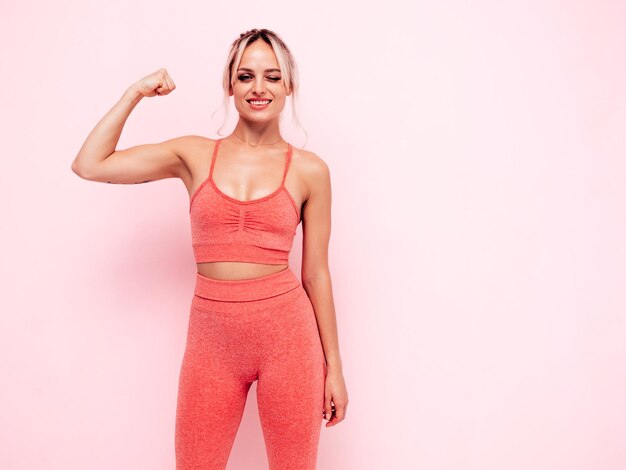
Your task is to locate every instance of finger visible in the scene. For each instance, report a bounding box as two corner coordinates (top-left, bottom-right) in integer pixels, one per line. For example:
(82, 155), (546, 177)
(325, 411), (339, 427)
(325, 405), (338, 425)
(326, 402), (346, 427)
(324, 397), (333, 420)
(167, 76), (176, 90)
(163, 77), (174, 94)
(156, 75), (169, 95)
(334, 403), (346, 421)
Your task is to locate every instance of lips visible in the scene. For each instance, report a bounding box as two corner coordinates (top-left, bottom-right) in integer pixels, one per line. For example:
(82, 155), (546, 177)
(246, 99), (272, 111)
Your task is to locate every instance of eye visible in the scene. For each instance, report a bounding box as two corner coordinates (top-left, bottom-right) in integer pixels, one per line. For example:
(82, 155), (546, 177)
(237, 74), (281, 82)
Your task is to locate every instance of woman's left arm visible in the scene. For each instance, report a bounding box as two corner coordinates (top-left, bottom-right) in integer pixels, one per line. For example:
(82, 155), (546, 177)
(300, 152), (348, 427)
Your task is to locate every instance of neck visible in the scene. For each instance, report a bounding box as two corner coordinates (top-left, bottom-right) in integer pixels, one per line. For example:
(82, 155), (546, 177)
(232, 119), (282, 146)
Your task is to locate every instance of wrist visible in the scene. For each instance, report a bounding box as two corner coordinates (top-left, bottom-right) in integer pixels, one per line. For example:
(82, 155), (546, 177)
(122, 84), (143, 105)
(325, 357), (343, 373)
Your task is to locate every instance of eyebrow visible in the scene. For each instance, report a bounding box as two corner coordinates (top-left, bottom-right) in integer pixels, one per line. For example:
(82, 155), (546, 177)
(237, 67), (282, 73)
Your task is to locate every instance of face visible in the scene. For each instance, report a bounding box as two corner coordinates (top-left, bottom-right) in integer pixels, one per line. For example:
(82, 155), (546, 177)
(230, 39), (291, 121)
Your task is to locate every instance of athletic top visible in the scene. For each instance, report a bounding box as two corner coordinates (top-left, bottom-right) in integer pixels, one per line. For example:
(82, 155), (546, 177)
(189, 138), (301, 264)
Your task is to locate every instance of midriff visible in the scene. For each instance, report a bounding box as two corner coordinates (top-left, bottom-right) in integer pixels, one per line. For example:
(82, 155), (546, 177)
(196, 261), (289, 281)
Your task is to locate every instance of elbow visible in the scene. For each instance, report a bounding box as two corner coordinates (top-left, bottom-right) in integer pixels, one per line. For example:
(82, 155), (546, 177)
(71, 158), (95, 180)
(71, 161), (87, 179)
(301, 269), (331, 289)
(70, 160), (82, 176)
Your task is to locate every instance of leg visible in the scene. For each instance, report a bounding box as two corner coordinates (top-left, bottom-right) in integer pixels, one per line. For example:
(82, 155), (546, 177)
(175, 307), (254, 470)
(256, 287), (327, 469)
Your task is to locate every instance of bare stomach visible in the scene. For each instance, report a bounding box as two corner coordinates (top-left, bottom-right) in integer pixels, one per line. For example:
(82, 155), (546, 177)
(196, 262), (289, 281)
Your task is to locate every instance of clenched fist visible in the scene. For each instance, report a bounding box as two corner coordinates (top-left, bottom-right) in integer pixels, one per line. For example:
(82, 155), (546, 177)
(133, 68), (176, 98)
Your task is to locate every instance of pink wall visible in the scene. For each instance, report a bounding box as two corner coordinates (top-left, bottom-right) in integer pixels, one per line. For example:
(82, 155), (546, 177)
(1, 1), (625, 469)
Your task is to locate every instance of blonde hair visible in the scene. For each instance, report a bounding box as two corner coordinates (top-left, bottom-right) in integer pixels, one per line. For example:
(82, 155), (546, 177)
(212, 28), (308, 147)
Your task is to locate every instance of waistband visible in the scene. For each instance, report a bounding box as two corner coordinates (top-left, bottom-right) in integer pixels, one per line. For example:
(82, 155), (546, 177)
(194, 266), (301, 302)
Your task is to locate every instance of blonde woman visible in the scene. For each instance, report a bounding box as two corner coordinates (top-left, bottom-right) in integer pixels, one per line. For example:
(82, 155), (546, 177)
(72, 28), (348, 469)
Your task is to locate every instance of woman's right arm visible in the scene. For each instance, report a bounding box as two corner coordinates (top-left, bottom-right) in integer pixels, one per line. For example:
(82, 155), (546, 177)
(71, 68), (187, 184)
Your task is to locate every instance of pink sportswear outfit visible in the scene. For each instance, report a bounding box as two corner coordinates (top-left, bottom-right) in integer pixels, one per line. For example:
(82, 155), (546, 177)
(175, 138), (327, 469)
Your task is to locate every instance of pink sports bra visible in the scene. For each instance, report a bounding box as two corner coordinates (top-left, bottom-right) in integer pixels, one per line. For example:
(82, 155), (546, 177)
(189, 138), (301, 265)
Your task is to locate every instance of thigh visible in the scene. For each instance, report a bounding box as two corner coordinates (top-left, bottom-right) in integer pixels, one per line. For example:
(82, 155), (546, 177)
(255, 286), (327, 470)
(175, 304), (254, 470)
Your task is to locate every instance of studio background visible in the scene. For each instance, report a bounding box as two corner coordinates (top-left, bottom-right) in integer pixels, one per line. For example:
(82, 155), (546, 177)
(1, 1), (625, 469)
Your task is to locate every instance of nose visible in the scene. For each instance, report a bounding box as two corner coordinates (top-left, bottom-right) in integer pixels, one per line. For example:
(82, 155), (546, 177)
(253, 77), (266, 94)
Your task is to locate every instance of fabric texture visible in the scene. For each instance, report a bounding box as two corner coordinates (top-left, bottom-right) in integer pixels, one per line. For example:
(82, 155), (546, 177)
(175, 267), (327, 469)
(189, 138), (301, 265)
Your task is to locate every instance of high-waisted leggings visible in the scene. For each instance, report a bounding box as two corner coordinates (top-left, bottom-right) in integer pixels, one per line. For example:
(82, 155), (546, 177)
(175, 267), (327, 469)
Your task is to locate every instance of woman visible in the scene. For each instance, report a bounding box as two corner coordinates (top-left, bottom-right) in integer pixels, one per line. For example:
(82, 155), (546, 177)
(71, 28), (348, 469)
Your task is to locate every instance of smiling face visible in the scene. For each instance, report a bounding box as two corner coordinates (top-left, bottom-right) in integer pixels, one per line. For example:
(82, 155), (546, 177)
(229, 39), (291, 122)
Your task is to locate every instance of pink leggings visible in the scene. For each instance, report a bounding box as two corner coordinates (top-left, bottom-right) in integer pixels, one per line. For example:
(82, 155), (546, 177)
(175, 267), (327, 469)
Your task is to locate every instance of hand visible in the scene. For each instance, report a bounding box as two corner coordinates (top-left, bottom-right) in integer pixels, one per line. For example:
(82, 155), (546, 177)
(323, 366), (348, 427)
(132, 68), (176, 98)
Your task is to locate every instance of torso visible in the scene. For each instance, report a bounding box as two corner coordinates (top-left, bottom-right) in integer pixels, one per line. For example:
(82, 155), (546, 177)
(178, 136), (308, 281)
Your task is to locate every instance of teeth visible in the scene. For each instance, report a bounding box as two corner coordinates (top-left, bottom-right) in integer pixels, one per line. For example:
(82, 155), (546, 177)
(249, 100), (270, 105)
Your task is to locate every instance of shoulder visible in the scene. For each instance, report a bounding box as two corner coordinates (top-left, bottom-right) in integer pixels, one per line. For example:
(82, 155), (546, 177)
(291, 145), (330, 178)
(169, 135), (220, 168)
(291, 146), (331, 200)
(165, 135), (219, 185)
(169, 135), (217, 156)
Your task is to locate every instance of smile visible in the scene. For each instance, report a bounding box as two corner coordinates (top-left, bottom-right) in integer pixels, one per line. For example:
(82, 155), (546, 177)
(246, 99), (272, 110)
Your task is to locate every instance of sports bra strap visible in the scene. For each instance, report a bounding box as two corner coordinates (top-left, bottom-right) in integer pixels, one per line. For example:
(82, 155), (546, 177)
(281, 143), (293, 186)
(208, 138), (223, 180)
